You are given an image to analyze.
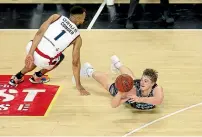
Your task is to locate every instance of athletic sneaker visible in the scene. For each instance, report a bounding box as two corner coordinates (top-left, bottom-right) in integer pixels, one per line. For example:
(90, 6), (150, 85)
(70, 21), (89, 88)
(110, 55), (122, 74)
(29, 72), (50, 84)
(8, 75), (24, 87)
(80, 62), (94, 77)
(72, 62), (94, 84)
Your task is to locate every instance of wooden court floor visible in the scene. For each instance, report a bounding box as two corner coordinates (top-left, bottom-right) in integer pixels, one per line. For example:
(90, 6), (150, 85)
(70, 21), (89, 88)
(0, 30), (202, 136)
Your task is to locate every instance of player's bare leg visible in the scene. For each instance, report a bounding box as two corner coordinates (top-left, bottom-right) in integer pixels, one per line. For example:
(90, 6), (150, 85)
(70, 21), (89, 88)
(22, 63), (37, 74)
(78, 62), (111, 90)
(111, 55), (135, 79)
(92, 71), (111, 90)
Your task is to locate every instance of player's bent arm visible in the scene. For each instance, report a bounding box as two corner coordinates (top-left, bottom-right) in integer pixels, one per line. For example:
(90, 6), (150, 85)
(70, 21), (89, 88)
(28, 14), (61, 55)
(136, 86), (164, 105)
(72, 36), (82, 88)
(111, 87), (136, 108)
(111, 92), (129, 108)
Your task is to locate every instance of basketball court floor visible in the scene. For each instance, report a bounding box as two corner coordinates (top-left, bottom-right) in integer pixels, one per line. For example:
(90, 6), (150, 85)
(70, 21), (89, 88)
(0, 29), (202, 136)
(0, 0), (202, 136)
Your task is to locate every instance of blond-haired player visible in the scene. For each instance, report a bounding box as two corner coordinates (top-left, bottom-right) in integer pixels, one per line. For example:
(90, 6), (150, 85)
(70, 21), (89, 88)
(79, 55), (164, 109)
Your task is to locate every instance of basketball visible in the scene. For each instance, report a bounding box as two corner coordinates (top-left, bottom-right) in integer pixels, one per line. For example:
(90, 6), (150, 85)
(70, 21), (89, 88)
(115, 74), (134, 92)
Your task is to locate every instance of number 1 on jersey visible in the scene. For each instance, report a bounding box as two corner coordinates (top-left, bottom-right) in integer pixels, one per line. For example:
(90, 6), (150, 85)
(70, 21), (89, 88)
(54, 30), (66, 41)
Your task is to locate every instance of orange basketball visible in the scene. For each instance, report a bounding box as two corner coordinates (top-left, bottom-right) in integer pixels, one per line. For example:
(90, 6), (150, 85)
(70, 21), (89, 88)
(115, 74), (134, 92)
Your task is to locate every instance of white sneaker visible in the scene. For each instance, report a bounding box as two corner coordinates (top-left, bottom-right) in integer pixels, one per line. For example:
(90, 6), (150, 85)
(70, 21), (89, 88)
(72, 62), (94, 85)
(80, 62), (94, 77)
(110, 55), (121, 74)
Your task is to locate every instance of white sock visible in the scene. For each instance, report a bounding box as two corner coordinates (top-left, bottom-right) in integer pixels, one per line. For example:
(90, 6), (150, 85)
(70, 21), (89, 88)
(87, 68), (94, 77)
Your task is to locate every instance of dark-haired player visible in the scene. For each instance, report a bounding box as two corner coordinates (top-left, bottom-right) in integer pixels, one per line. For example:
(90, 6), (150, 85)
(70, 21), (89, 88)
(9, 6), (90, 95)
(78, 55), (164, 109)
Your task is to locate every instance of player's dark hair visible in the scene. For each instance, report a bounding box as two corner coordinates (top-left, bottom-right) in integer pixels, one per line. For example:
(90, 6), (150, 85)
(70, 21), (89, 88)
(70, 6), (86, 15)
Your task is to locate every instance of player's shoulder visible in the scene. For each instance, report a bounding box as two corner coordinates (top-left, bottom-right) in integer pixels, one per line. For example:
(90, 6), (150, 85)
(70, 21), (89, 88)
(51, 14), (62, 19)
(71, 35), (82, 45)
(75, 35), (82, 42)
(51, 13), (61, 17)
(153, 85), (163, 93)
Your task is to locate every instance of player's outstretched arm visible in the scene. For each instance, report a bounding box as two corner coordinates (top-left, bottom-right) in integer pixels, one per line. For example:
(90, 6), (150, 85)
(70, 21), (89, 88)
(111, 87), (136, 108)
(111, 92), (130, 108)
(128, 86), (164, 105)
(139, 86), (164, 105)
(72, 36), (90, 96)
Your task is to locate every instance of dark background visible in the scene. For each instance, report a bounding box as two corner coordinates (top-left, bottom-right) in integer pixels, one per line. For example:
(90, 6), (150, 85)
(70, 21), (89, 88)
(0, 3), (202, 29)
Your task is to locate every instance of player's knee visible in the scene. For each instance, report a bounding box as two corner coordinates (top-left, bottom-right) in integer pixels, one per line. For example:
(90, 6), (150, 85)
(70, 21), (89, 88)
(104, 84), (110, 91)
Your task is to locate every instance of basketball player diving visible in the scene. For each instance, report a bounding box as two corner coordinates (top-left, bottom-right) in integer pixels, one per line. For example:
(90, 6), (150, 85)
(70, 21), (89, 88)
(78, 55), (164, 109)
(8, 6), (90, 96)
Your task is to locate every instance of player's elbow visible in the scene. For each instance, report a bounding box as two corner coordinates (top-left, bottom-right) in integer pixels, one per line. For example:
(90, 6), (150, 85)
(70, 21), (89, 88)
(111, 102), (120, 108)
(153, 98), (163, 105)
(152, 86), (164, 105)
(153, 101), (161, 105)
(111, 104), (119, 108)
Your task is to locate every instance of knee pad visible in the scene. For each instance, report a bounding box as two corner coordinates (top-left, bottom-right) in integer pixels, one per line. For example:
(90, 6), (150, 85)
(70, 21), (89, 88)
(56, 54), (65, 66)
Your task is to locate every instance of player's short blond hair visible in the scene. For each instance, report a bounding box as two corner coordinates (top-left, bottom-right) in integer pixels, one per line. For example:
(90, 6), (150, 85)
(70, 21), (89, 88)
(143, 68), (158, 83)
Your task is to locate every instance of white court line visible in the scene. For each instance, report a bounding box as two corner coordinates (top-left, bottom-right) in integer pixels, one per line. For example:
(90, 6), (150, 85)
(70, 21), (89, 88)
(122, 101), (202, 137)
(87, 1), (106, 30)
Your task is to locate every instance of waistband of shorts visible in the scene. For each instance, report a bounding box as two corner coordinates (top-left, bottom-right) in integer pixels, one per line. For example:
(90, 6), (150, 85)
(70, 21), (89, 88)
(30, 40), (62, 61)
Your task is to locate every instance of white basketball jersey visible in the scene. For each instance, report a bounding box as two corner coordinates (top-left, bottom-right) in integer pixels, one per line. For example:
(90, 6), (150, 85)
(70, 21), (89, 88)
(38, 15), (80, 58)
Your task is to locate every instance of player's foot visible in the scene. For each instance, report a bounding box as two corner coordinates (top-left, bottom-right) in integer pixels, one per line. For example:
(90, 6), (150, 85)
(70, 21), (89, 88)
(80, 62), (94, 77)
(110, 55), (122, 74)
(72, 62), (94, 84)
(8, 75), (24, 87)
(29, 73), (50, 84)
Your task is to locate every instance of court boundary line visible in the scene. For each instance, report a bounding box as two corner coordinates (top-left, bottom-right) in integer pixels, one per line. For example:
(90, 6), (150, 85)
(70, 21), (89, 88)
(44, 85), (63, 117)
(122, 101), (202, 137)
(87, 1), (106, 30)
